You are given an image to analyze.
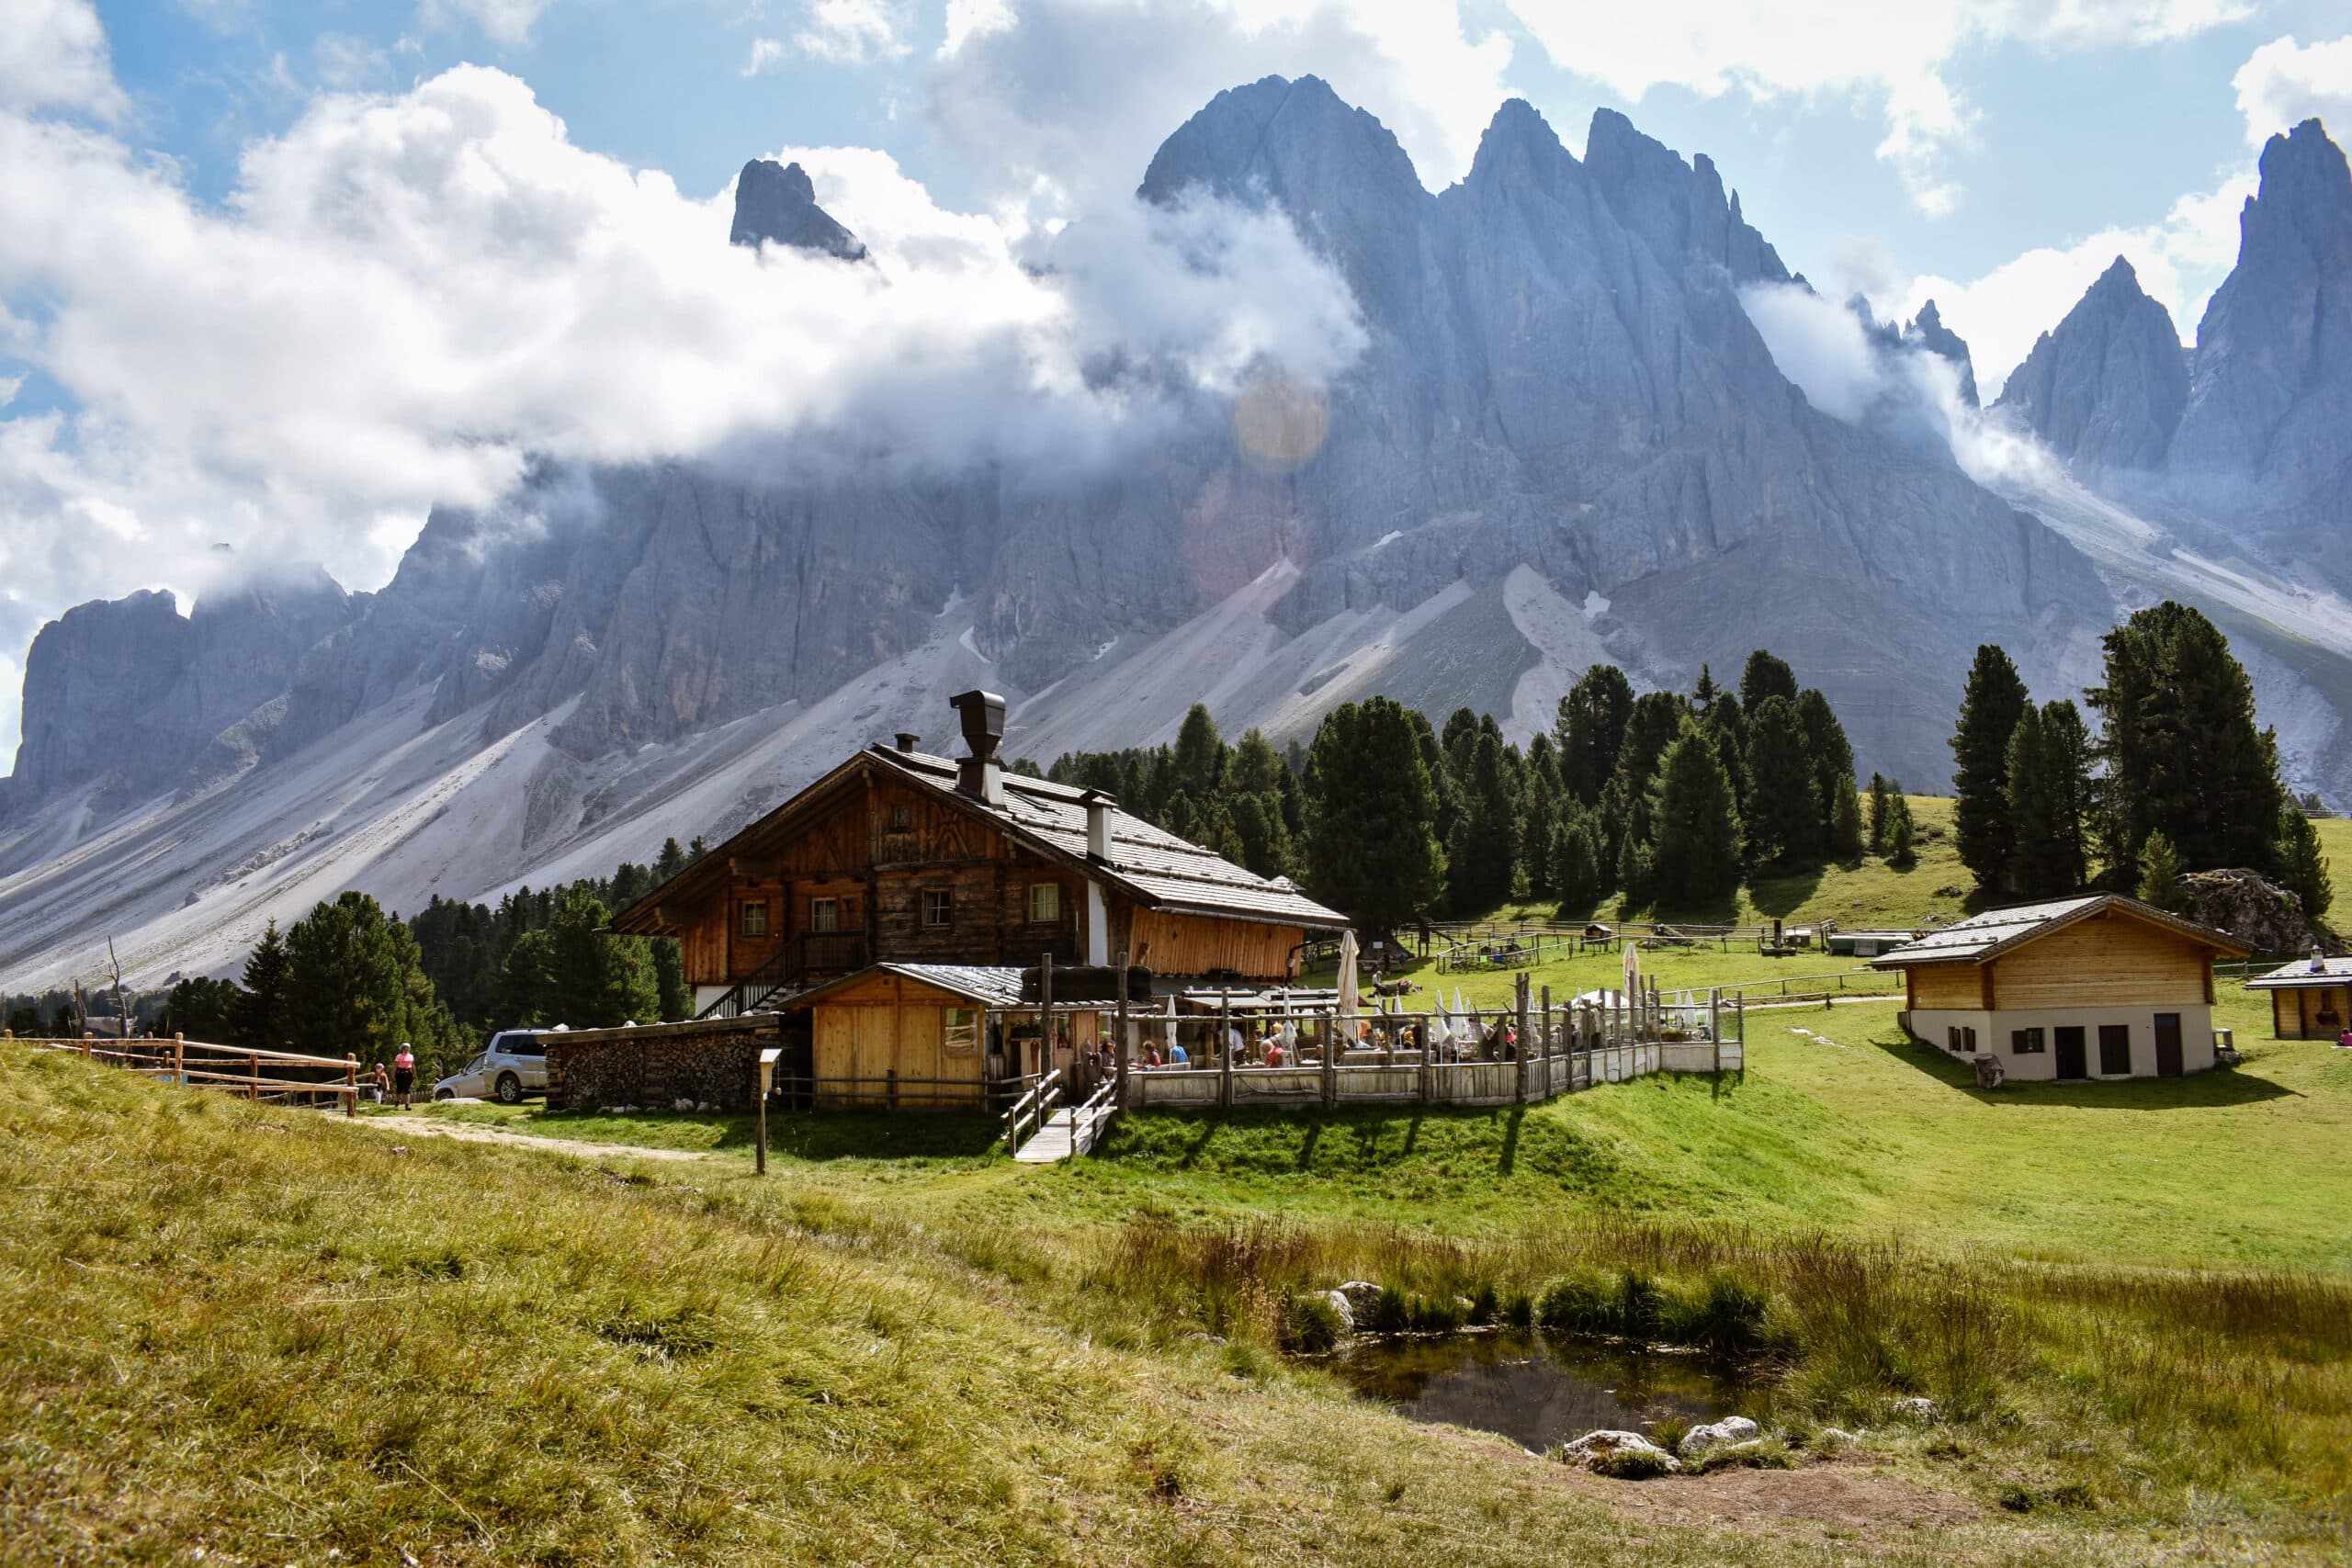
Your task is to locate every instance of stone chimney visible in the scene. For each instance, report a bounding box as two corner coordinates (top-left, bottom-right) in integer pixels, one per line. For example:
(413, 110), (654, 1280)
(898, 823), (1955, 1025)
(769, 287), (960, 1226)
(949, 690), (1005, 806)
(894, 732), (920, 754)
(1081, 789), (1116, 862)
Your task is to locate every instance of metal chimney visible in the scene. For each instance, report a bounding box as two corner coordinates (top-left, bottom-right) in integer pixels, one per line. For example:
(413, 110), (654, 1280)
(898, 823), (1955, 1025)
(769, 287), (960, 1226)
(949, 690), (1006, 805)
(1080, 789), (1116, 862)
(894, 732), (920, 754)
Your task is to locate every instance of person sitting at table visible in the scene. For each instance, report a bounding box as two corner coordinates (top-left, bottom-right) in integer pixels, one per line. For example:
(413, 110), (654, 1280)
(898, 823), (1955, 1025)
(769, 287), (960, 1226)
(1170, 1038), (1190, 1066)
(1264, 1038), (1284, 1067)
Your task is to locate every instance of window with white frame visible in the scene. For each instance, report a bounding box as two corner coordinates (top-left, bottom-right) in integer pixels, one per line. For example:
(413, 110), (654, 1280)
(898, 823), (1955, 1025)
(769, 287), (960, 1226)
(808, 897), (840, 933)
(739, 900), (769, 938)
(943, 1006), (979, 1055)
(1028, 882), (1061, 924)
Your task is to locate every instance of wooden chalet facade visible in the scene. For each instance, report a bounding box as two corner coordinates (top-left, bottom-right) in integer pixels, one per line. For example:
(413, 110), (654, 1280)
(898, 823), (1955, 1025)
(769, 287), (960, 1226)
(1872, 894), (2249, 1082)
(2244, 953), (2352, 1040)
(610, 692), (1348, 1021)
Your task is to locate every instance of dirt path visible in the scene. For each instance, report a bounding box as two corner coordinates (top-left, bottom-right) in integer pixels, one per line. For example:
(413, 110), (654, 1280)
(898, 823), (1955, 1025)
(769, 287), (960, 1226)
(355, 1114), (713, 1162)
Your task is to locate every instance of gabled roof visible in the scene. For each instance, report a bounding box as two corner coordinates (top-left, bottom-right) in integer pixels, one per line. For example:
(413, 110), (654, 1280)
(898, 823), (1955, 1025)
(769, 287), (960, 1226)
(2245, 954), (2352, 990)
(611, 743), (1347, 935)
(1869, 893), (2249, 968)
(787, 962), (1029, 1010)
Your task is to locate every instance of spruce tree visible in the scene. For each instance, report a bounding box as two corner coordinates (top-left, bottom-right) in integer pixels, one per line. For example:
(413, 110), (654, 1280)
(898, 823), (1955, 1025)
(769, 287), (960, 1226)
(1301, 698), (1445, 935)
(1521, 734), (1566, 897)
(2136, 831), (2188, 913)
(236, 919), (294, 1053)
(1796, 688), (1855, 852)
(539, 886), (662, 1029)
(1742, 695), (1819, 866)
(1829, 773), (1865, 860)
(1445, 730), (1521, 914)
(1691, 663), (1722, 718)
(2004, 705), (2065, 897)
(1884, 795), (1917, 866)
(2277, 808), (2334, 923)
(2040, 699), (2094, 894)
(1738, 649), (1798, 713)
(1866, 773), (1892, 852)
(1549, 815), (1603, 918)
(1705, 693), (1748, 819)
(1170, 704), (1227, 802)
(1555, 665), (1634, 806)
(1646, 726), (1744, 908)
(652, 939), (691, 1021)
(2089, 602), (2285, 878)
(1607, 691), (1689, 862)
(1951, 644), (2030, 893)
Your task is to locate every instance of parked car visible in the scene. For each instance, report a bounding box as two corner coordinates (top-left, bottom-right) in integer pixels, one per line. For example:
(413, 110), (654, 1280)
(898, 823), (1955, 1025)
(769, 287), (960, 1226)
(430, 1029), (555, 1104)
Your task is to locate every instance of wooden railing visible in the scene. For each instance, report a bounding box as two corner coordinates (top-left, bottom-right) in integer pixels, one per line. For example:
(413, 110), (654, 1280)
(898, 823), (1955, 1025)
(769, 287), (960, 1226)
(9, 1032), (361, 1115)
(697, 942), (799, 1020)
(1001, 1068), (1062, 1153)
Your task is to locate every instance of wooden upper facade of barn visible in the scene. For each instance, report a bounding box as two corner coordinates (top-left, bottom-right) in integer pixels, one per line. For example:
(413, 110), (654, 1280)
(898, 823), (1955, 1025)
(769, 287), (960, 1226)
(610, 692), (1347, 1014)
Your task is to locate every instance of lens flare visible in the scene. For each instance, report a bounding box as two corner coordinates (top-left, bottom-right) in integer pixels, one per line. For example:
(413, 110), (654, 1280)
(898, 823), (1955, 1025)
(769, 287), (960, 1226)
(1231, 371), (1330, 473)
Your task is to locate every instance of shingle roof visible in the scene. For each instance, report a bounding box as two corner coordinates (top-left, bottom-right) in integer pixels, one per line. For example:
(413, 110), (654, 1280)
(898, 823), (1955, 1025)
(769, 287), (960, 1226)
(869, 748), (1347, 930)
(1869, 893), (2248, 967)
(788, 963), (1029, 1010)
(2245, 955), (2352, 990)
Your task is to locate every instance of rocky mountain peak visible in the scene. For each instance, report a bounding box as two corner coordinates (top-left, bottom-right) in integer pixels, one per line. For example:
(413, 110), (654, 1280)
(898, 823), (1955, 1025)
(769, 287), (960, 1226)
(1137, 73), (1422, 214)
(729, 158), (866, 261)
(1994, 252), (2187, 471)
(1582, 108), (1789, 285)
(1905, 299), (1979, 407)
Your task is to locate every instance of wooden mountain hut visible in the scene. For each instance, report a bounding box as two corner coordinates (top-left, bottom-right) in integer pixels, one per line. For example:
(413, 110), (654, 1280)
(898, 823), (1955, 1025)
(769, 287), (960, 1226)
(1872, 894), (2250, 1081)
(2244, 952), (2352, 1040)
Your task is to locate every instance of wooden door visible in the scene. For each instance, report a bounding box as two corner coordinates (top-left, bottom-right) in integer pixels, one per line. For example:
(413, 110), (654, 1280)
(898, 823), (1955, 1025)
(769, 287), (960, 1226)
(2153, 1012), (2183, 1077)
(2097, 1023), (2132, 1076)
(2053, 1025), (2086, 1079)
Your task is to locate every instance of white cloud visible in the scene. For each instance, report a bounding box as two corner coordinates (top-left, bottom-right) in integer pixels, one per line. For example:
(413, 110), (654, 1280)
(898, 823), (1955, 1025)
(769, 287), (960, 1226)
(794, 0), (916, 64)
(2233, 34), (2352, 148)
(925, 0), (1514, 207)
(421, 0), (555, 47)
(1500, 0), (2247, 215)
(0, 64), (1365, 751)
(941, 0), (1017, 56)
(0, 0), (127, 118)
(742, 36), (789, 75)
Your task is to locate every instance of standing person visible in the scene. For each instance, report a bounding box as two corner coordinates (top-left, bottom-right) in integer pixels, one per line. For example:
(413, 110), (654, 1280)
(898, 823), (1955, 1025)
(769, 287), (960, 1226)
(369, 1060), (390, 1105)
(392, 1043), (416, 1109)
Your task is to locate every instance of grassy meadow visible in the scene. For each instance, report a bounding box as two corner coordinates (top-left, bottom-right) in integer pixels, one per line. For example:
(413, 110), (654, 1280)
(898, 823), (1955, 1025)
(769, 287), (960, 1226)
(6, 797), (2350, 1562)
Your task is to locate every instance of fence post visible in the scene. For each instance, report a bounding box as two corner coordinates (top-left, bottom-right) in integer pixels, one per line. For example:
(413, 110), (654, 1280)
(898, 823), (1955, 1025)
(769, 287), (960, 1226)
(174, 1033), (185, 1089)
(1539, 985), (1552, 1099)
(1514, 973), (1530, 1104)
(1114, 948), (1130, 1109)
(1417, 1018), (1430, 1105)
(1322, 1009), (1338, 1111)
(248, 1051), (259, 1102)
(345, 1052), (357, 1117)
(1710, 989), (1722, 1075)
(1218, 990), (1233, 1111)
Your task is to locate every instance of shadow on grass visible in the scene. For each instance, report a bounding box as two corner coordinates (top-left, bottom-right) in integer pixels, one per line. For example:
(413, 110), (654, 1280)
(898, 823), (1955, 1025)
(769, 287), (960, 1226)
(1859, 1031), (2298, 1109)
(492, 1107), (1008, 1160)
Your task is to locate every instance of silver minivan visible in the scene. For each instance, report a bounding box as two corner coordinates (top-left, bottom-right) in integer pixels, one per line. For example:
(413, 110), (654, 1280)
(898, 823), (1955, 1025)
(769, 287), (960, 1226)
(430, 1029), (552, 1104)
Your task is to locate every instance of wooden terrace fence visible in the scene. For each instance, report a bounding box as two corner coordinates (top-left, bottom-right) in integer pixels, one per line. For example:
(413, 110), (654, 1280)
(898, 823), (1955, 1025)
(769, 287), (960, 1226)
(6, 1032), (362, 1114)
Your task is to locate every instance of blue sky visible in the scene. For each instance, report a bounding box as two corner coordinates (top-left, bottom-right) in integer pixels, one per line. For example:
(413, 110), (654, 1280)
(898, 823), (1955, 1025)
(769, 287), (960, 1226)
(1, 0), (2349, 752)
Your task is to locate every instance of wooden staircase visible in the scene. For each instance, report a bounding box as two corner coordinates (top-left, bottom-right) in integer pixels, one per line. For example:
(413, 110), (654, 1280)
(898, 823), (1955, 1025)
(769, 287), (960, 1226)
(1006, 1074), (1117, 1164)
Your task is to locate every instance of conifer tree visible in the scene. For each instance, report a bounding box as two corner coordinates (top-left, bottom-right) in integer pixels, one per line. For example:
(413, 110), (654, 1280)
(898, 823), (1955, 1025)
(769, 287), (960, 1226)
(2276, 808), (2334, 923)
(1690, 663), (1722, 718)
(537, 886), (662, 1029)
(1741, 694), (1818, 865)
(2136, 831), (2188, 913)
(1866, 773), (1892, 852)
(1705, 693), (1748, 818)
(1829, 773), (1865, 860)
(236, 919), (294, 1053)
(2089, 602), (2285, 878)
(1521, 734), (1566, 898)
(2004, 705), (2069, 897)
(1796, 688), (1854, 852)
(1884, 795), (1917, 866)
(1555, 665), (1634, 807)
(1951, 644), (2030, 893)
(653, 837), (687, 884)
(1170, 704), (1227, 802)
(1549, 815), (1603, 917)
(1302, 698), (1445, 935)
(1738, 649), (1798, 712)
(1607, 691), (1689, 862)
(1445, 730), (1521, 914)
(1646, 726), (1744, 907)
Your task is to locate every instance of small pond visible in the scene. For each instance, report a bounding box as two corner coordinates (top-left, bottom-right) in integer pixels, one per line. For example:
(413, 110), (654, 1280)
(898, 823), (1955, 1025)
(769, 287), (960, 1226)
(1335, 1332), (1751, 1453)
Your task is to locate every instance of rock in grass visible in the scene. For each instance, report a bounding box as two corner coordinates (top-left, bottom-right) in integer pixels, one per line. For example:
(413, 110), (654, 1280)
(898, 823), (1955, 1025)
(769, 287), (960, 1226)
(1891, 1397), (1939, 1422)
(1322, 1290), (1355, 1333)
(1677, 1416), (1759, 1457)
(1558, 1430), (1681, 1477)
(1813, 1427), (1860, 1451)
(1334, 1280), (1383, 1317)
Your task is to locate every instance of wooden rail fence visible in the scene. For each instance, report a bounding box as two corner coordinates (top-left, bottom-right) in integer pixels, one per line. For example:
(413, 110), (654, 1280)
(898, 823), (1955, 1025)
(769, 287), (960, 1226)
(5, 1032), (361, 1115)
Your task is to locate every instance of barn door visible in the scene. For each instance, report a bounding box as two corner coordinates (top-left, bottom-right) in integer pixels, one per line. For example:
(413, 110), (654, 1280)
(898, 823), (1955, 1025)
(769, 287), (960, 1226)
(2097, 1024), (2132, 1076)
(2053, 1025), (2086, 1080)
(2153, 1012), (2184, 1077)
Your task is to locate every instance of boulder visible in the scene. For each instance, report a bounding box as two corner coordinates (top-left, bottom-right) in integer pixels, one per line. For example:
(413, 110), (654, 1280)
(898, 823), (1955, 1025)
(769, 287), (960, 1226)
(1334, 1280), (1384, 1316)
(1677, 1416), (1760, 1457)
(1890, 1396), (1939, 1422)
(2180, 868), (2334, 955)
(1321, 1290), (1356, 1334)
(1559, 1429), (1682, 1476)
(1813, 1427), (1860, 1451)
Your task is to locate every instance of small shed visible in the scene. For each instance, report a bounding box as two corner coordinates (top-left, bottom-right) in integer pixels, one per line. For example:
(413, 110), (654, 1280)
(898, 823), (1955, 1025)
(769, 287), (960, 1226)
(2244, 953), (2352, 1040)
(786, 963), (1106, 1110)
(1871, 894), (2250, 1082)
(1825, 929), (1917, 958)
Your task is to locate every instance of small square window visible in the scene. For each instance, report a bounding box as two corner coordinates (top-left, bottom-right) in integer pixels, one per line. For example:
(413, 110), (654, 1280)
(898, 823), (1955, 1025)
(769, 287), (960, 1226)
(922, 888), (953, 928)
(809, 897), (840, 933)
(1962, 1026), (1978, 1051)
(2010, 1027), (2046, 1055)
(889, 806), (912, 831)
(1028, 882), (1061, 924)
(739, 901), (769, 938)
